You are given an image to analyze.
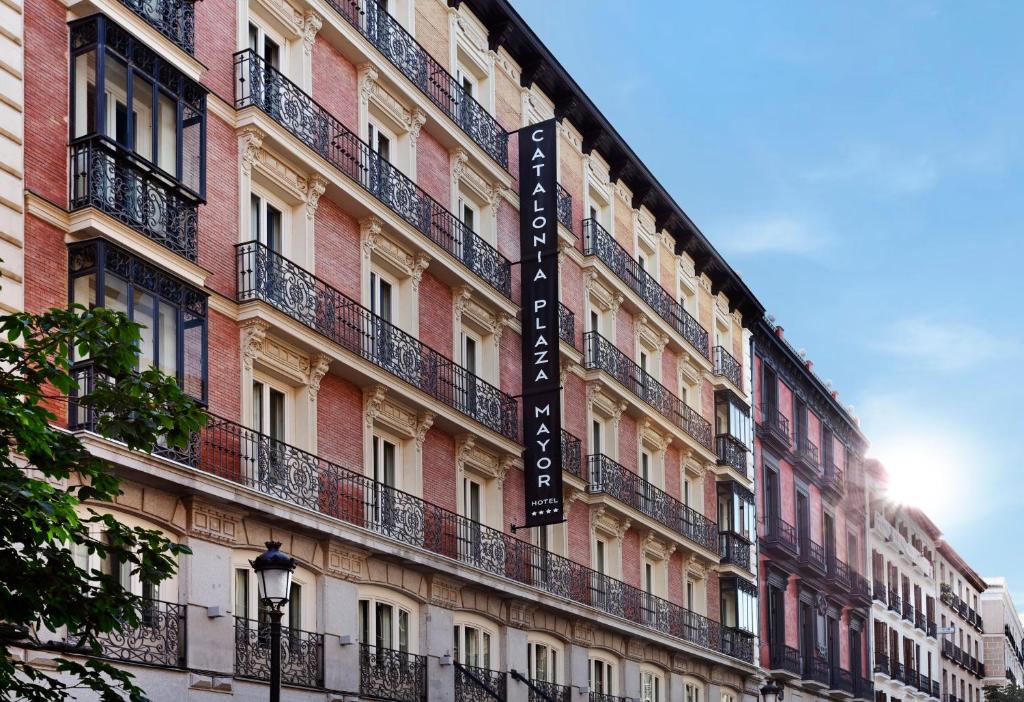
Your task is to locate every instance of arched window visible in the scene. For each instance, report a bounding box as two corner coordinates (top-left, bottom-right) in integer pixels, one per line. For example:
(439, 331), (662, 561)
(588, 653), (618, 695)
(527, 634), (564, 683)
(358, 588), (419, 654)
(640, 666), (665, 702)
(453, 614), (498, 669)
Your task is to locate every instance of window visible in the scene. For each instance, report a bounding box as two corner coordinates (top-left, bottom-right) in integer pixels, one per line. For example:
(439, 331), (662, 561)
(460, 198), (476, 234)
(369, 434), (398, 526)
(453, 622), (493, 669)
(368, 122), (392, 162)
(250, 193), (285, 253)
(462, 331), (481, 376)
(235, 563), (308, 636)
(359, 597), (411, 652)
(527, 640), (560, 683)
(685, 681), (703, 702)
(248, 21), (281, 68)
(589, 657), (615, 694)
(640, 670), (662, 702)
(720, 578), (758, 634)
(591, 418), (604, 455)
(595, 538), (607, 574)
(252, 379), (287, 442)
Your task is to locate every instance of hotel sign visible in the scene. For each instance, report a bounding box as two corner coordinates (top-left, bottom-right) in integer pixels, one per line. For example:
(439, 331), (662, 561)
(518, 119), (563, 528)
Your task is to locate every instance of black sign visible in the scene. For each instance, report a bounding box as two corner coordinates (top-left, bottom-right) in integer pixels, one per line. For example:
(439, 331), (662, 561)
(518, 119), (562, 528)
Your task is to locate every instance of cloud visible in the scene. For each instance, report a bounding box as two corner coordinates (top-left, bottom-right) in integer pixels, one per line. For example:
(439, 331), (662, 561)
(870, 316), (1004, 372)
(714, 215), (830, 256)
(802, 145), (940, 195)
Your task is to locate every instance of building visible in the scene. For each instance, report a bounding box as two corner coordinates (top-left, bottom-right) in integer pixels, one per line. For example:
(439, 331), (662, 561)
(753, 319), (874, 702)
(934, 543), (986, 702)
(7, 0), (771, 699)
(982, 578), (1024, 691)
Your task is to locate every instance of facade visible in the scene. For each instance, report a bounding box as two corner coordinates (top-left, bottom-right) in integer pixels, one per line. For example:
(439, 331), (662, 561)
(934, 545), (986, 702)
(865, 462), (942, 702)
(982, 578), (1024, 691)
(753, 319), (874, 702)
(7, 0), (771, 700)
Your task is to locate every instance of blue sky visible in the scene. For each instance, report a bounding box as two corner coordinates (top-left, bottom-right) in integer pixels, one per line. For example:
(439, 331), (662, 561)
(510, 1), (1024, 596)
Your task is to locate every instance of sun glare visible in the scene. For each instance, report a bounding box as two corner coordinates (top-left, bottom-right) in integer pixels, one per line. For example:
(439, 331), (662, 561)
(869, 434), (966, 522)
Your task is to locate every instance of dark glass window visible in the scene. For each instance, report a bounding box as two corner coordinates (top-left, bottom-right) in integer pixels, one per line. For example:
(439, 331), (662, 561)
(720, 577), (758, 634)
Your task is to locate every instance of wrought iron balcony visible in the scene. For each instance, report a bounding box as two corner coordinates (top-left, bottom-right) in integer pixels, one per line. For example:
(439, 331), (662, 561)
(328, 0), (508, 167)
(795, 435), (820, 471)
(799, 536), (827, 576)
(803, 654), (831, 686)
(719, 532), (752, 571)
(903, 601), (915, 623)
(873, 651), (890, 676)
(118, 0), (195, 54)
(587, 454), (718, 551)
(854, 676), (874, 701)
(823, 461), (844, 494)
(236, 241), (517, 440)
(234, 616), (324, 689)
(826, 555), (851, 591)
(455, 662), (506, 702)
(590, 693), (631, 702)
(915, 611), (927, 633)
(583, 219), (710, 358)
(562, 429), (582, 480)
(757, 405), (791, 451)
(234, 50), (511, 297)
(172, 415), (745, 660)
(888, 590), (902, 614)
(928, 620), (937, 638)
(557, 184), (572, 230)
(830, 667), (855, 695)
(558, 302), (577, 349)
(873, 580), (887, 603)
(528, 679), (571, 702)
(905, 667), (918, 689)
(762, 515), (799, 558)
(850, 572), (871, 605)
(769, 644), (802, 677)
(931, 681), (941, 699)
(360, 644), (426, 702)
(919, 673), (932, 695)
(721, 627), (755, 662)
(713, 345), (743, 389)
(584, 332), (713, 449)
(715, 434), (748, 475)
(891, 660), (905, 683)
(69, 136), (199, 262)
(63, 598), (185, 667)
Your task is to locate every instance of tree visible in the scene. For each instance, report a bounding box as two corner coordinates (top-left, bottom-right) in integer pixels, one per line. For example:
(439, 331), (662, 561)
(985, 684), (1024, 702)
(0, 304), (206, 701)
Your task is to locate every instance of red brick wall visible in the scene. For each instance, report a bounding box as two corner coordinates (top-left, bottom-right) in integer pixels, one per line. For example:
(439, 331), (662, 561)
(311, 36), (358, 129)
(621, 529), (640, 588)
(194, 0), (236, 102)
(618, 414), (637, 472)
(312, 198), (361, 300)
(418, 272), (452, 357)
(415, 130), (450, 207)
(566, 502), (589, 565)
(24, 0), (67, 205)
(198, 115), (238, 299)
(206, 311), (241, 420)
(421, 429), (455, 512)
(316, 374), (363, 469)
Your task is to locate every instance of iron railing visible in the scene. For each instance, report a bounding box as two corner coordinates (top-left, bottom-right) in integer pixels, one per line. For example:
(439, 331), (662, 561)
(360, 644), (427, 702)
(528, 679), (571, 702)
(803, 654), (830, 685)
(762, 515), (799, 556)
(557, 184), (572, 230)
(236, 241), (518, 440)
(69, 598), (185, 668)
(888, 590), (902, 614)
(167, 415), (747, 660)
(118, 0), (195, 53)
(830, 667), (854, 695)
(586, 453), (718, 551)
(590, 693), (631, 702)
(719, 532), (752, 571)
(823, 461), (844, 493)
(234, 616), (324, 688)
(715, 434), (748, 475)
(562, 429), (583, 480)
(721, 628), (755, 661)
(873, 651), (890, 676)
(849, 572), (871, 602)
(769, 644), (802, 676)
(327, 0), (508, 167)
(558, 302), (577, 349)
(854, 676), (874, 701)
(903, 601), (916, 623)
(234, 49), (511, 297)
(826, 555), (851, 591)
(891, 660), (905, 683)
(583, 219), (709, 358)
(455, 662), (506, 702)
(799, 536), (827, 575)
(584, 332), (713, 449)
(69, 136), (199, 262)
(758, 405), (791, 449)
(873, 580), (887, 603)
(795, 435), (819, 470)
(713, 345), (743, 389)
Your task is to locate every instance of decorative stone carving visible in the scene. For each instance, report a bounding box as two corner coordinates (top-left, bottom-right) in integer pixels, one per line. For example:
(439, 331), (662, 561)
(305, 174), (327, 220)
(363, 385), (388, 430)
(452, 148), (470, 182)
(414, 412), (434, 448)
(239, 127), (264, 175)
(507, 602), (533, 629)
(427, 575), (462, 609)
(572, 621), (595, 646)
(411, 253), (430, 292)
(409, 109), (427, 149)
(326, 542), (368, 581)
(307, 353), (331, 400)
(301, 10), (322, 55)
(187, 500), (240, 544)
(240, 319), (270, 371)
(358, 63), (379, 101)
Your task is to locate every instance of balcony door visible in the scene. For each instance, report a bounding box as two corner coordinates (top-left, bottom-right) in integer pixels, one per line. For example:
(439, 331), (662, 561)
(251, 379), (288, 491)
(823, 512), (836, 570)
(247, 22), (282, 117)
(367, 121), (393, 196)
(763, 466), (780, 536)
(369, 436), (398, 530)
(795, 489), (810, 553)
(459, 476), (484, 564)
(461, 331), (481, 416)
(369, 271), (395, 365)
(359, 599), (410, 655)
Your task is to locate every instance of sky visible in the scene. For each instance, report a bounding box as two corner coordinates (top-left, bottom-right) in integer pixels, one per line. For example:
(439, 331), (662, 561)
(510, 1), (1024, 598)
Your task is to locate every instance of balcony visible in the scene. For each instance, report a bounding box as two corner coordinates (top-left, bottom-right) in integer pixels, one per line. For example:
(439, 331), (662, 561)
(236, 241), (517, 440)
(873, 580), (887, 604)
(587, 454), (718, 552)
(713, 345), (743, 389)
(716, 434), (748, 475)
(798, 536), (827, 577)
(803, 654), (831, 689)
(234, 50), (511, 297)
(117, 0), (195, 54)
(891, 661), (905, 683)
(528, 679), (571, 702)
(849, 573), (871, 606)
(721, 627), (755, 662)
(905, 667), (918, 689)
(918, 674), (932, 696)
(360, 644), (427, 702)
(719, 532), (753, 572)
(234, 617), (324, 689)
(823, 461), (844, 496)
(762, 515), (799, 559)
(169, 415), (748, 660)
(903, 601), (915, 623)
(854, 676), (874, 701)
(584, 332), (713, 450)
(757, 405), (791, 453)
(590, 693), (630, 702)
(455, 663), (506, 702)
(61, 598), (185, 668)
(69, 136), (199, 262)
(583, 219), (710, 359)
(829, 667), (855, 697)
(557, 184), (572, 230)
(769, 644), (802, 679)
(328, 0), (508, 168)
(826, 556), (851, 592)
(558, 302), (577, 349)
(562, 429), (582, 481)
(794, 435), (820, 472)
(888, 590), (902, 614)
(915, 611), (927, 633)
(873, 651), (890, 676)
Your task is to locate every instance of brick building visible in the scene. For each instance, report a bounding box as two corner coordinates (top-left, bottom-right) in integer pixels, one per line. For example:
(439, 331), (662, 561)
(6, 0), (769, 699)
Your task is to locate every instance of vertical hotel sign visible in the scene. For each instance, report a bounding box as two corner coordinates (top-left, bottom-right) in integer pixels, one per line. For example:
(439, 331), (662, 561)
(519, 119), (562, 527)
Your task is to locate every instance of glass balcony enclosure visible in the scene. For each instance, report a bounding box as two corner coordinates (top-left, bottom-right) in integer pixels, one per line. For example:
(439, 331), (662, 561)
(717, 482), (756, 541)
(715, 390), (752, 449)
(720, 577), (758, 634)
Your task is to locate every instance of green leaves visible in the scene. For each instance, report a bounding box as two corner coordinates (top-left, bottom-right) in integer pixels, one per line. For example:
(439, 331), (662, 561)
(0, 305), (206, 701)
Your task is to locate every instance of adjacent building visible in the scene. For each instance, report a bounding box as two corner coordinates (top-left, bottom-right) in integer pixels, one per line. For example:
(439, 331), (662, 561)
(982, 578), (1024, 691)
(934, 543), (986, 702)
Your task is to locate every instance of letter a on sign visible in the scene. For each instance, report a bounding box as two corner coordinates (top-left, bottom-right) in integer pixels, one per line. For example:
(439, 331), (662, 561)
(518, 119), (563, 528)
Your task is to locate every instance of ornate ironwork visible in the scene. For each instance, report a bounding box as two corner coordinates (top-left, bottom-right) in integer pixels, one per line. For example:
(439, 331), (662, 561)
(854, 676), (874, 701)
(590, 693), (631, 702)
(715, 434), (748, 474)
(173, 415), (743, 660)
(69, 137), (199, 262)
(562, 429), (582, 480)
(327, 0), (508, 167)
(234, 50), (511, 297)
(587, 454), (718, 550)
(719, 532), (752, 571)
(118, 0), (195, 53)
(769, 644), (802, 676)
(830, 667), (854, 695)
(556, 184), (572, 230)
(762, 515), (799, 557)
(795, 435), (820, 470)
(873, 650), (890, 676)
(803, 654), (830, 686)
(757, 405), (791, 450)
(529, 679), (571, 702)
(826, 555), (851, 591)
(558, 303), (576, 349)
(583, 219), (709, 358)
(70, 598), (186, 667)
(584, 332), (712, 449)
(823, 461), (844, 494)
(234, 616), (324, 688)
(720, 627), (755, 662)
(713, 345), (742, 389)
(455, 662), (506, 702)
(360, 644), (427, 702)
(903, 601), (916, 623)
(236, 241), (517, 440)
(799, 536), (827, 575)
(888, 590), (902, 613)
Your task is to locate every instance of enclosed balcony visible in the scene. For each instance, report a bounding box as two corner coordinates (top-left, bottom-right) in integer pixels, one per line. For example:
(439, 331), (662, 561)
(360, 644), (427, 702)
(719, 532), (752, 572)
(117, 0), (195, 54)
(455, 662), (506, 702)
(234, 50), (511, 298)
(713, 345), (743, 389)
(234, 616), (324, 689)
(586, 454), (718, 552)
(583, 219), (710, 359)
(329, 0), (509, 168)
(236, 241), (518, 440)
(715, 391), (751, 477)
(584, 332), (713, 450)
(717, 481), (755, 571)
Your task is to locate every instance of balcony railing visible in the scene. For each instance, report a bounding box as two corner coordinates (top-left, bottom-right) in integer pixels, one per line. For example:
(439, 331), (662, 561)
(830, 667), (855, 695)
(891, 661), (905, 683)
(529, 679), (571, 702)
(941, 584), (983, 630)
(562, 429), (582, 480)
(169, 415), (748, 660)
(799, 536), (827, 575)
(849, 572), (871, 603)
(758, 405), (791, 450)
(769, 644), (802, 676)
(234, 617), (324, 689)
(558, 303), (577, 349)
(584, 332), (713, 449)
(719, 532), (752, 571)
(69, 136), (199, 262)
(587, 454), (718, 551)
(360, 644), (427, 702)
(795, 435), (819, 470)
(583, 219), (710, 358)
(854, 676), (874, 701)
(328, 0), (508, 167)
(557, 184), (572, 230)
(118, 0), (195, 54)
(721, 628), (755, 661)
(763, 515), (799, 557)
(66, 598), (185, 668)
(234, 50), (511, 297)
(590, 693), (631, 702)
(903, 601), (915, 623)
(873, 651), (890, 676)
(823, 462), (844, 493)
(455, 662), (506, 702)
(236, 241), (517, 440)
(803, 654), (830, 686)
(826, 555), (851, 591)
(916, 611), (927, 632)
(888, 590), (902, 614)
(873, 580), (887, 603)
(713, 345), (743, 389)
(715, 434), (748, 475)
(931, 681), (941, 699)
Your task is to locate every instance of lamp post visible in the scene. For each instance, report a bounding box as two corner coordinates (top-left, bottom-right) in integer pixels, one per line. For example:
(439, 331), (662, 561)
(760, 678), (784, 702)
(251, 541), (296, 702)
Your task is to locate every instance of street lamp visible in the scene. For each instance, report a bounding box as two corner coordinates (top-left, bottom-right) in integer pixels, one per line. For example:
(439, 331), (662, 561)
(251, 541), (296, 702)
(760, 678), (784, 702)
